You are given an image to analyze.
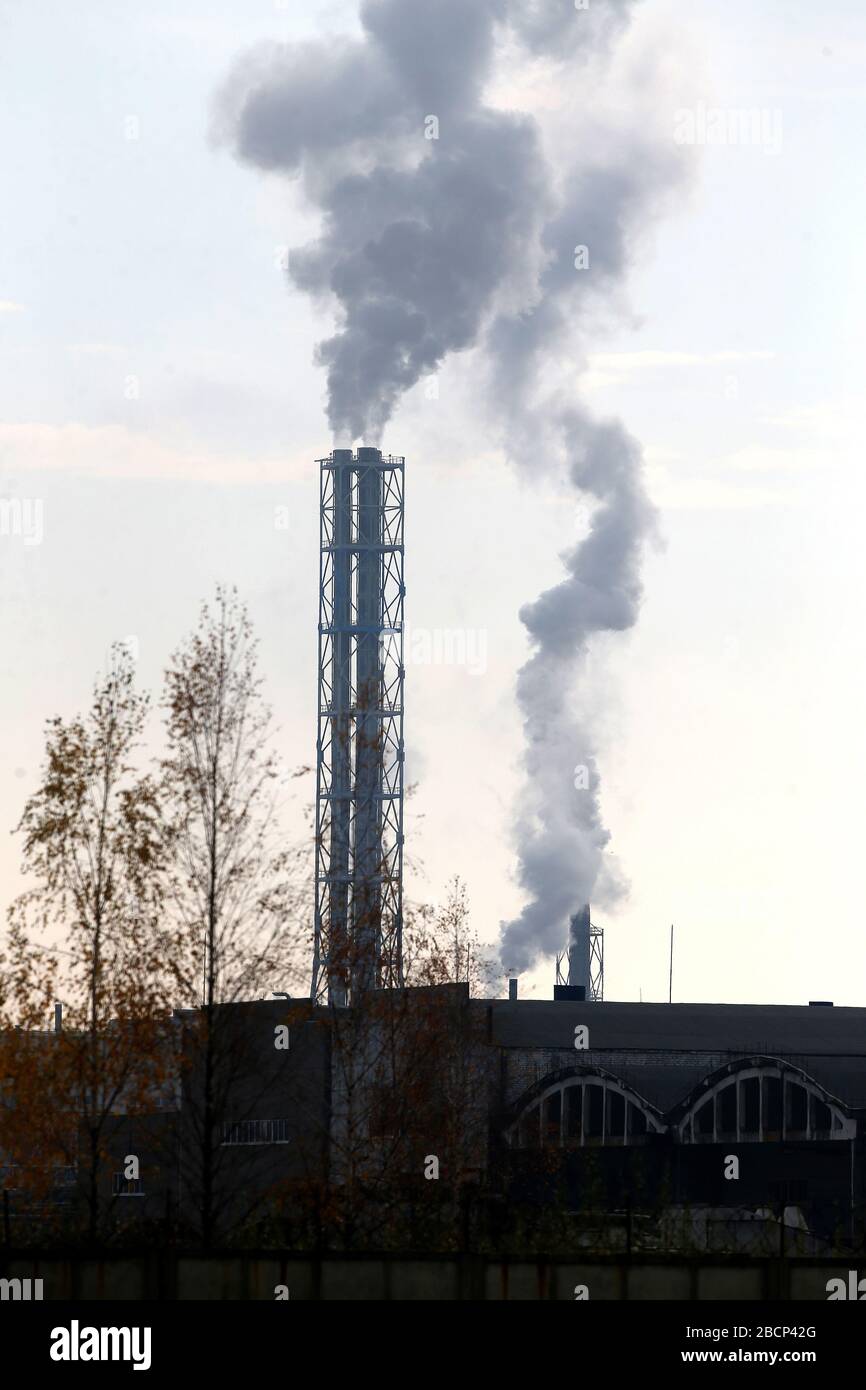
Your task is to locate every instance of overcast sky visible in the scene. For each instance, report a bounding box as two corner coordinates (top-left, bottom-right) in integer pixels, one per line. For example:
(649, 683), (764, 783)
(2, 0), (865, 1007)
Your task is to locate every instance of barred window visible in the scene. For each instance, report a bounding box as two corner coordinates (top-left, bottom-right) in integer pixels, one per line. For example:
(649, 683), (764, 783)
(220, 1118), (290, 1146)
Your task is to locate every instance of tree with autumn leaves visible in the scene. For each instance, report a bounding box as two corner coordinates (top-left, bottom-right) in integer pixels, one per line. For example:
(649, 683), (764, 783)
(0, 585), (498, 1251)
(0, 589), (309, 1245)
(0, 646), (170, 1243)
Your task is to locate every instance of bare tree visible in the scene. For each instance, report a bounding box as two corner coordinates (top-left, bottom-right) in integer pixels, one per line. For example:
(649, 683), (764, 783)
(159, 586), (306, 1244)
(405, 876), (499, 997)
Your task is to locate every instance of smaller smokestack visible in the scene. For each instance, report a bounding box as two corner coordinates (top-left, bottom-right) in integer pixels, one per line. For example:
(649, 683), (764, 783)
(508, 978), (518, 1002)
(54, 1002), (62, 1033)
(567, 904), (591, 993)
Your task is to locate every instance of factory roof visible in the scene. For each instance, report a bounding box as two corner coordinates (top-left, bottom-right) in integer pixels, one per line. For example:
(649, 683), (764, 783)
(488, 1000), (866, 1111)
(489, 1000), (866, 1055)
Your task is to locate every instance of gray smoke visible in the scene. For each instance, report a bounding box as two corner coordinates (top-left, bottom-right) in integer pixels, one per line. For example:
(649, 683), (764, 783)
(214, 0), (636, 441)
(498, 410), (657, 973)
(215, 0), (688, 973)
(492, 154), (684, 973)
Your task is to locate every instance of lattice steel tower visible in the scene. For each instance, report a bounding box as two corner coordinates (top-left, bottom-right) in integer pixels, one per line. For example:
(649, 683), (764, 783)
(311, 447), (405, 1005)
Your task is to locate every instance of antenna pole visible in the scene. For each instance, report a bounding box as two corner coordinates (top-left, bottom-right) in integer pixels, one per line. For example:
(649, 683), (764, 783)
(668, 923), (673, 1004)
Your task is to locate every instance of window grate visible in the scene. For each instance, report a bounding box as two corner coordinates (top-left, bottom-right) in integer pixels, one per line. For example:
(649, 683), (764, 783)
(220, 1118), (290, 1146)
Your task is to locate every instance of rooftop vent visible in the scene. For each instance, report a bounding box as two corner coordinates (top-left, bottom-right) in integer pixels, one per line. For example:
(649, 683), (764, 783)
(808, 1000), (833, 1007)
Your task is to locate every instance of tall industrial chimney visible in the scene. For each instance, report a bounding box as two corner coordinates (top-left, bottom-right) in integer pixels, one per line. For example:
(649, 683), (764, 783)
(327, 448), (353, 1003)
(352, 446), (385, 995)
(312, 448), (405, 1005)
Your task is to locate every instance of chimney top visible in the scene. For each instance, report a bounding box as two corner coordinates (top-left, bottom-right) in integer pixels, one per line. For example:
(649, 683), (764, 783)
(554, 985), (586, 1002)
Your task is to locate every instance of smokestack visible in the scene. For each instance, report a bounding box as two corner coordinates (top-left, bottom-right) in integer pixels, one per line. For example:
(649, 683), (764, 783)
(313, 446), (406, 1005)
(567, 904), (591, 994)
(54, 1002), (62, 1033)
(328, 448), (354, 1005)
(352, 446), (384, 995)
(508, 978), (518, 1002)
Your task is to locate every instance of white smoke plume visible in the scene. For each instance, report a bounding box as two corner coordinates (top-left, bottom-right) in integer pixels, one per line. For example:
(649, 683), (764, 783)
(498, 409), (656, 973)
(214, 0), (690, 974)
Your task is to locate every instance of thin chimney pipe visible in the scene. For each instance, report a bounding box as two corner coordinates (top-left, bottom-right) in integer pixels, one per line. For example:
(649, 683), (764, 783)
(668, 924), (673, 1005)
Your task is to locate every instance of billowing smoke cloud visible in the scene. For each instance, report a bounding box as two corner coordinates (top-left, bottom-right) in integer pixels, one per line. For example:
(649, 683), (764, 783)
(215, 0), (689, 974)
(214, 0), (635, 441)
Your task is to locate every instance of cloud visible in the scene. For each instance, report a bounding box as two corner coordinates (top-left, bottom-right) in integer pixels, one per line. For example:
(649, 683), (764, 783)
(583, 349), (774, 390)
(0, 421), (307, 484)
(758, 399), (866, 452)
(65, 343), (125, 359)
(646, 463), (798, 512)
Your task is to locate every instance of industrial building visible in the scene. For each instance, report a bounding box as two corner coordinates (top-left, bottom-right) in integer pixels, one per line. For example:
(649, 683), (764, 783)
(32, 986), (852, 1258)
(6, 446), (864, 1271)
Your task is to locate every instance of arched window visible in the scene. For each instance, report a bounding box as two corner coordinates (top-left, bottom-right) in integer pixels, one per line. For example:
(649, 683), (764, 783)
(508, 1069), (663, 1149)
(675, 1060), (855, 1144)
